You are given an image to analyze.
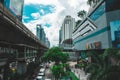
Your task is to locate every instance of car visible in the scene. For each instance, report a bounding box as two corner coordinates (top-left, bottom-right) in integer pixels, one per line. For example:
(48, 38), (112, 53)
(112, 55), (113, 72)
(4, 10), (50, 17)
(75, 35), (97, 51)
(39, 68), (45, 72)
(45, 79), (51, 80)
(36, 75), (43, 80)
(38, 72), (44, 76)
(39, 64), (44, 67)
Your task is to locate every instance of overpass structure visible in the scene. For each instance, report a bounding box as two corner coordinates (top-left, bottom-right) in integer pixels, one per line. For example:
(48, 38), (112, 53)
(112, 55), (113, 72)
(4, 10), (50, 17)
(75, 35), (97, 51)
(0, 2), (48, 78)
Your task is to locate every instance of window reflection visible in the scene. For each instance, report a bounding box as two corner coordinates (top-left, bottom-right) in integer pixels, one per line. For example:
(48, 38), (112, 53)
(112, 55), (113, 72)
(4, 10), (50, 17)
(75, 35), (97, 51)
(110, 20), (120, 48)
(89, 2), (105, 21)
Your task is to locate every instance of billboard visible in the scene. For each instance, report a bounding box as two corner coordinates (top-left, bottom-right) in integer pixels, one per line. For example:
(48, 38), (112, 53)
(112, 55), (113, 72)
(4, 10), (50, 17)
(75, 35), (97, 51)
(3, 0), (24, 21)
(86, 41), (101, 50)
(9, 0), (24, 20)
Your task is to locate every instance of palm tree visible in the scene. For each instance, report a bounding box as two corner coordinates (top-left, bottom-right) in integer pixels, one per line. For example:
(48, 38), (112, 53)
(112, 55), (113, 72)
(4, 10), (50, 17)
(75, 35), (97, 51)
(75, 20), (82, 28)
(87, 0), (95, 6)
(85, 51), (104, 80)
(77, 10), (87, 19)
(85, 49), (120, 80)
(87, 0), (101, 6)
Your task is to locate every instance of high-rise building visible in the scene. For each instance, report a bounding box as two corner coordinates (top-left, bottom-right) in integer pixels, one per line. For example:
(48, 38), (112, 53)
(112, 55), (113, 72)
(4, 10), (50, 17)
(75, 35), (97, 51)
(59, 29), (62, 44)
(61, 15), (75, 42)
(36, 24), (46, 44)
(46, 38), (50, 48)
(59, 15), (75, 49)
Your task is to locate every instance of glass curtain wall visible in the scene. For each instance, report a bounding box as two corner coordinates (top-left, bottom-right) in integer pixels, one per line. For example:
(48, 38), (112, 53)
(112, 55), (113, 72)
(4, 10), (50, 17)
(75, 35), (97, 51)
(110, 20), (120, 48)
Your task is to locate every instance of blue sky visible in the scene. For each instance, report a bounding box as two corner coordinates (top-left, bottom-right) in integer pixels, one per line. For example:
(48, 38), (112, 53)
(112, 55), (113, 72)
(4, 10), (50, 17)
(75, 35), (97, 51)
(23, 0), (89, 47)
(23, 4), (55, 24)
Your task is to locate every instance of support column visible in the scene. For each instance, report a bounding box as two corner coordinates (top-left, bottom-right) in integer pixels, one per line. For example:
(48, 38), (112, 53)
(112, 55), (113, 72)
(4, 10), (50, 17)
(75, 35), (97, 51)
(17, 61), (27, 75)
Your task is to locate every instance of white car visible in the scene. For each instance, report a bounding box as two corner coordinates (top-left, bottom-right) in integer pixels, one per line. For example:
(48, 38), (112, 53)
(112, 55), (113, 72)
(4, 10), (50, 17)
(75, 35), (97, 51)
(38, 72), (44, 76)
(39, 64), (44, 67)
(36, 75), (43, 80)
(39, 68), (45, 72)
(45, 79), (51, 80)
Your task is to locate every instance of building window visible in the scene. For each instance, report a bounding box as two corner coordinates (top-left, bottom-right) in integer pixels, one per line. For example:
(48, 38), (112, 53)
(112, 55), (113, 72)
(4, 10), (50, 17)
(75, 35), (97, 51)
(89, 2), (105, 21)
(110, 20), (120, 48)
(0, 0), (4, 3)
(106, 0), (120, 12)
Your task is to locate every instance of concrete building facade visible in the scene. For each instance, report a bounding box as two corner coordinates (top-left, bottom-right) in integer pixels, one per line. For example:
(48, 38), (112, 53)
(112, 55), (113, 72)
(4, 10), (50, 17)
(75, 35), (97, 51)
(60, 15), (75, 49)
(72, 0), (120, 51)
(61, 15), (75, 42)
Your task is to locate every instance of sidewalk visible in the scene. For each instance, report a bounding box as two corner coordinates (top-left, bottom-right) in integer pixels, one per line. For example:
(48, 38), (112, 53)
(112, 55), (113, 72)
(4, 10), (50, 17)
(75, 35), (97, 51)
(71, 67), (90, 80)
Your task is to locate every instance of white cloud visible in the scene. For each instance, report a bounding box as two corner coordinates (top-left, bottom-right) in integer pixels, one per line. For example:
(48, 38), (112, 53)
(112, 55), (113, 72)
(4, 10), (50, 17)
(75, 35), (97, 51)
(24, 0), (59, 6)
(40, 9), (45, 15)
(23, 0), (89, 47)
(22, 15), (29, 19)
(31, 12), (41, 19)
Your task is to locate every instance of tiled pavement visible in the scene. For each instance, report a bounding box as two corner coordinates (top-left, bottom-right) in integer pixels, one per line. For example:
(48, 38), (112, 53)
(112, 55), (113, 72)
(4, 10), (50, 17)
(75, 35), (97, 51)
(71, 67), (90, 80)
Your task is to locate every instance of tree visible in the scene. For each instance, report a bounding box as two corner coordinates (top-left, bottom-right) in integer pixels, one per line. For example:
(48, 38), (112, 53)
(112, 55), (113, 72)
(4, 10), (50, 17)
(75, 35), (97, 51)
(75, 20), (82, 28)
(87, 0), (101, 6)
(51, 64), (64, 80)
(77, 10), (87, 19)
(42, 47), (69, 79)
(85, 49), (120, 80)
(42, 47), (69, 65)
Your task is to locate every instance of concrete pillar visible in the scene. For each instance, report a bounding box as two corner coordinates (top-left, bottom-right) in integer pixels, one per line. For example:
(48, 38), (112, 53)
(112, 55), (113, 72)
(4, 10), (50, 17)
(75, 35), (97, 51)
(17, 61), (27, 75)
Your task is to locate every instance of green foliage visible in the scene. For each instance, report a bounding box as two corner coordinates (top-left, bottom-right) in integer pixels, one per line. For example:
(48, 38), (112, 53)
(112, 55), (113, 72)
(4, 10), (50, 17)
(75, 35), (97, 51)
(42, 47), (69, 64)
(75, 20), (82, 28)
(85, 49), (120, 80)
(61, 52), (69, 63)
(77, 10), (86, 19)
(69, 71), (79, 80)
(87, 0), (101, 6)
(50, 64), (64, 79)
(42, 47), (69, 79)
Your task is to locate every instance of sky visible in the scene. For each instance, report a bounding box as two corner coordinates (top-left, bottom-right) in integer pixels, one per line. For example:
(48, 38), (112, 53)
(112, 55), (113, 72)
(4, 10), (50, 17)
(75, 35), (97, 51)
(23, 0), (90, 47)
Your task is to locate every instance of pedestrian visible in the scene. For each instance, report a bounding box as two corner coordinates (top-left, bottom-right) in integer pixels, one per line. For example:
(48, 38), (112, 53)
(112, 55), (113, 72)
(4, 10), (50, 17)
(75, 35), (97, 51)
(79, 73), (80, 79)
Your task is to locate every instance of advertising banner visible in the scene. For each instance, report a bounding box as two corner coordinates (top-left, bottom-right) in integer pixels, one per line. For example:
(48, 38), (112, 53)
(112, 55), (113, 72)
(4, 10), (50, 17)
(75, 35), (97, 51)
(9, 0), (24, 20)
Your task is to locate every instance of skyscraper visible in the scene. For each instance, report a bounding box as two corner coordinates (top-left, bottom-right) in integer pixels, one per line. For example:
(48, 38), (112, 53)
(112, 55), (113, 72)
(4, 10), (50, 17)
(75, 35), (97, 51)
(61, 15), (75, 42)
(59, 29), (62, 44)
(59, 15), (75, 49)
(46, 38), (50, 48)
(36, 24), (46, 44)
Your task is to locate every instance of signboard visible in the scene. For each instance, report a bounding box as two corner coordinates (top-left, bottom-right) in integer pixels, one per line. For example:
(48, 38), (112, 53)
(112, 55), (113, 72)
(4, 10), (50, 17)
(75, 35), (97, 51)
(86, 41), (101, 50)
(9, 0), (24, 16)
(94, 42), (101, 49)
(9, 0), (24, 20)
